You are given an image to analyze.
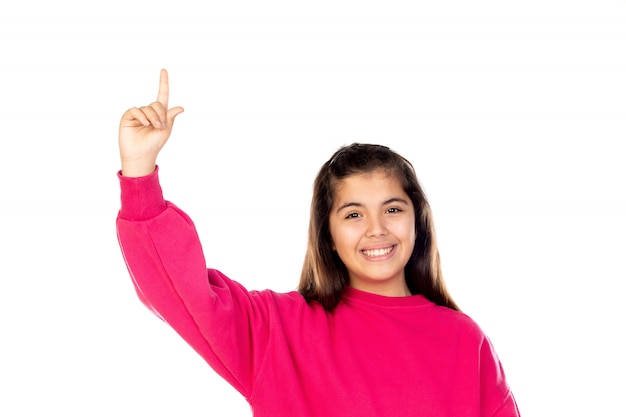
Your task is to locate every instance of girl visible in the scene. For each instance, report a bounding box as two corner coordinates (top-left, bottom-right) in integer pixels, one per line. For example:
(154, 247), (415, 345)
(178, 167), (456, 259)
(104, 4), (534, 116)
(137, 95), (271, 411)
(117, 69), (520, 416)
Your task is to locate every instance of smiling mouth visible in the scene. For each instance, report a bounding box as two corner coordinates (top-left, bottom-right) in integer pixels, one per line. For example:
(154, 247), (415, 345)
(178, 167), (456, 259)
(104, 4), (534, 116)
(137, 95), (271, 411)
(361, 246), (395, 257)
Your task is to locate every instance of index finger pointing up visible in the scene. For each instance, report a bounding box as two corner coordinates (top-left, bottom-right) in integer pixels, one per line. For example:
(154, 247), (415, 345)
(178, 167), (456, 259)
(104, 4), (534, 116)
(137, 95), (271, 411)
(157, 68), (170, 109)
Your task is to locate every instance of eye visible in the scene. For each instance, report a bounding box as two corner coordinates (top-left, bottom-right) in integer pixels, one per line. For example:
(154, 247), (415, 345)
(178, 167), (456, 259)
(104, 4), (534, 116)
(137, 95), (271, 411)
(386, 207), (402, 214)
(345, 212), (360, 219)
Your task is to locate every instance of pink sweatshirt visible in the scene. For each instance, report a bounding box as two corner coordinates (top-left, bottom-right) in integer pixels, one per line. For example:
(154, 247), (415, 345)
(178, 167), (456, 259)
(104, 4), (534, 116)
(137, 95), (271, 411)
(116, 168), (520, 417)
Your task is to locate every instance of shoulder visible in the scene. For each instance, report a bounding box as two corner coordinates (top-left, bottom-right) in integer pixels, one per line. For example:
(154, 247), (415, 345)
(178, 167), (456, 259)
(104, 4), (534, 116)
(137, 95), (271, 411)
(207, 268), (318, 313)
(427, 303), (489, 343)
(257, 288), (322, 315)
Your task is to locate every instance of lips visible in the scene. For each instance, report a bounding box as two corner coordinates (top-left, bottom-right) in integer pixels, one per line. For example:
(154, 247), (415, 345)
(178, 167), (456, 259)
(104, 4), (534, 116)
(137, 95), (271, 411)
(361, 246), (395, 257)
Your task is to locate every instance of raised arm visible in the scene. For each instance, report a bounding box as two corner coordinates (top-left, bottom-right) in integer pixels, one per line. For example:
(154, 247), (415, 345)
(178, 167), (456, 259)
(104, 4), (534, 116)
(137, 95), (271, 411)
(116, 71), (272, 399)
(118, 69), (184, 177)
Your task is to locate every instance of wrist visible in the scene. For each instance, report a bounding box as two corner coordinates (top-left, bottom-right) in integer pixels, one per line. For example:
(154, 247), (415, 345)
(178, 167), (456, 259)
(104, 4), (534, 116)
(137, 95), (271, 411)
(121, 158), (157, 178)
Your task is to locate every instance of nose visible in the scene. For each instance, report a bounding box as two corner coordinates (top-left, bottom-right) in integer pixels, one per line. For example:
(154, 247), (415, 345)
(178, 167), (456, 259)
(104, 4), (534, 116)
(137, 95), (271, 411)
(366, 214), (387, 238)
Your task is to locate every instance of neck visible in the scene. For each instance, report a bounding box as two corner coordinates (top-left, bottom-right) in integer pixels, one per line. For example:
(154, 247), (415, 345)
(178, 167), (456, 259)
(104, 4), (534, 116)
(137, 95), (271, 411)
(348, 280), (412, 297)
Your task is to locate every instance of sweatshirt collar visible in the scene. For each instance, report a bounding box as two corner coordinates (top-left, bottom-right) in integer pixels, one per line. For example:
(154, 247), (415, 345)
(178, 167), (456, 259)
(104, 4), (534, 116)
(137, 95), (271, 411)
(342, 285), (433, 308)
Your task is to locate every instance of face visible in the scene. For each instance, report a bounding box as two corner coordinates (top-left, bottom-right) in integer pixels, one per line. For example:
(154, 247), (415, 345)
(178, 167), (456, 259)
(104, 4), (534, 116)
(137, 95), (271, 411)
(329, 170), (416, 297)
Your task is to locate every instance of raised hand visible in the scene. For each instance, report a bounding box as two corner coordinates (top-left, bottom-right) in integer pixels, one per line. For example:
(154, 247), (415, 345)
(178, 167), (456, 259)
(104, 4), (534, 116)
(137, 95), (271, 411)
(118, 69), (185, 177)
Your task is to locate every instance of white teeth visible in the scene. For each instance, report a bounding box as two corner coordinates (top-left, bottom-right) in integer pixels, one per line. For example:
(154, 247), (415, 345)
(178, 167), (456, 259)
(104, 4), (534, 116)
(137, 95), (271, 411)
(362, 247), (393, 257)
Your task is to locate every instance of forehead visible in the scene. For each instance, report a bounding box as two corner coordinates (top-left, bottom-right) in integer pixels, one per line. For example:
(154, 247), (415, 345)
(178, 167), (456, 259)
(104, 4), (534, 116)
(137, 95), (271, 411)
(333, 170), (407, 202)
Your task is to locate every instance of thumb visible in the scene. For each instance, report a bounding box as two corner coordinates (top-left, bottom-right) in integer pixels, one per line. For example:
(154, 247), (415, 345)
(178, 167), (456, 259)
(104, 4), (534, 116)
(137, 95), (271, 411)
(166, 106), (185, 127)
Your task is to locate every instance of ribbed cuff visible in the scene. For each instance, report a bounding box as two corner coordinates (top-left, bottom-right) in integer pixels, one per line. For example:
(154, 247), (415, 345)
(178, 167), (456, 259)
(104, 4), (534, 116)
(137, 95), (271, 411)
(117, 166), (167, 221)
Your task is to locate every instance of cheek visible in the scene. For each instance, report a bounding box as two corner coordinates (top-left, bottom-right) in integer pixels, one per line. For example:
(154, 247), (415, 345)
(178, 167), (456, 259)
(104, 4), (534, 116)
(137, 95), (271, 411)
(408, 231), (417, 252)
(401, 221), (417, 248)
(330, 224), (357, 253)
(329, 229), (343, 252)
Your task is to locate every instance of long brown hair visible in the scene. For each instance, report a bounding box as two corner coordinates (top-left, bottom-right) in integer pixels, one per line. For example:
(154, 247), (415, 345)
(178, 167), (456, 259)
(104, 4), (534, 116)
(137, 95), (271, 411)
(298, 143), (460, 312)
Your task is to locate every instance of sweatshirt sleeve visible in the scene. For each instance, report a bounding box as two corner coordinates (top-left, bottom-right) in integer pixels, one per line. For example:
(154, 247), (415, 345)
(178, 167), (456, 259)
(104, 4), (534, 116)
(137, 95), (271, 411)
(479, 335), (521, 417)
(116, 167), (271, 399)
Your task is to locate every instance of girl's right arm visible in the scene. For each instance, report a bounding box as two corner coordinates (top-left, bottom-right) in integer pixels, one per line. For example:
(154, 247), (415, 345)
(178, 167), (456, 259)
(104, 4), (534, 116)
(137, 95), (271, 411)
(116, 70), (271, 399)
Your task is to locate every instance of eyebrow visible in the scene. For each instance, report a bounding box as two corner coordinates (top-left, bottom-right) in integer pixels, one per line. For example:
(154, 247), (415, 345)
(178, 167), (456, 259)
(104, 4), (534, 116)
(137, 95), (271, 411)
(335, 197), (410, 214)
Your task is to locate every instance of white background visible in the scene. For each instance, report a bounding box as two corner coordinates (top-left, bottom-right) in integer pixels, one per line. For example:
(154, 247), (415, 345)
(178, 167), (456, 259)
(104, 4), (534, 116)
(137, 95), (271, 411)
(1, 0), (625, 415)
